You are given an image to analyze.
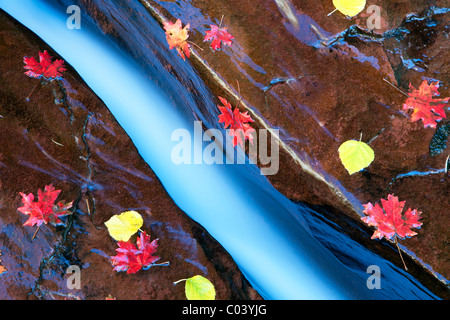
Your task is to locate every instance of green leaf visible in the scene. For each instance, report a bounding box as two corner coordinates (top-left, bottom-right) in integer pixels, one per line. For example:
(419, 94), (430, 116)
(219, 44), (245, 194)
(338, 139), (374, 175)
(184, 275), (215, 300)
(104, 211), (143, 241)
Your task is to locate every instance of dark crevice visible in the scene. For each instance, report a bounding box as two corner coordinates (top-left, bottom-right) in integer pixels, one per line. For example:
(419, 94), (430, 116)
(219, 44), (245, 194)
(27, 190), (83, 300)
(28, 87), (96, 300)
(319, 7), (450, 47)
(80, 112), (97, 220)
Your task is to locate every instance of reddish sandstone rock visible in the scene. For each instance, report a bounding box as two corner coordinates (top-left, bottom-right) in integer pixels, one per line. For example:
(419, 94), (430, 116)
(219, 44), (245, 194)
(0, 10), (260, 300)
(1, 0), (449, 300)
(141, 0), (449, 282)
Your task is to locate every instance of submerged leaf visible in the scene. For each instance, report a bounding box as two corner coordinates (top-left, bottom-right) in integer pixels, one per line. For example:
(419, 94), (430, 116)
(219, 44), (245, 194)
(104, 211), (143, 241)
(338, 139), (374, 174)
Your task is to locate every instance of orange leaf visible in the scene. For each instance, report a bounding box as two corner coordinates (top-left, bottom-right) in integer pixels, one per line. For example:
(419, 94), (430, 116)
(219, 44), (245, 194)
(163, 19), (190, 60)
(403, 80), (449, 128)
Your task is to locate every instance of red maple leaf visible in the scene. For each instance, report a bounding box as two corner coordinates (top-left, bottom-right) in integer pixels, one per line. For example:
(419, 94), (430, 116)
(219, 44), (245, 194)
(217, 96), (255, 148)
(18, 184), (73, 227)
(23, 50), (66, 79)
(204, 24), (234, 51)
(402, 80), (449, 128)
(110, 231), (160, 274)
(361, 194), (422, 240)
(163, 19), (190, 60)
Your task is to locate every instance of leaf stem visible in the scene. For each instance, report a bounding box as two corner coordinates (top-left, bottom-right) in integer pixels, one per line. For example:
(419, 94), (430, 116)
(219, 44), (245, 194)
(153, 261), (170, 267)
(86, 199), (91, 215)
(394, 237), (408, 271)
(32, 225), (40, 240)
(51, 139), (64, 147)
(383, 78), (409, 97)
(173, 278), (188, 285)
(327, 8), (338, 16)
(187, 41), (204, 51)
(26, 79), (42, 101)
(235, 80), (242, 110)
(219, 15), (224, 28)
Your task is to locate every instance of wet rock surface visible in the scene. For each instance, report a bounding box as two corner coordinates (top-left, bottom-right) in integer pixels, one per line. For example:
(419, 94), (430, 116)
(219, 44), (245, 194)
(0, 10), (261, 300)
(138, 0), (449, 284)
(1, 0), (449, 300)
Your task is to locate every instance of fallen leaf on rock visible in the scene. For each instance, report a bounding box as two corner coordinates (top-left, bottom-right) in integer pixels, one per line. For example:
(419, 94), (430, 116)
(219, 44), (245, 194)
(338, 139), (374, 175)
(330, 0), (366, 17)
(174, 275), (216, 300)
(23, 50), (66, 79)
(217, 96), (255, 148)
(361, 194), (422, 240)
(204, 24), (234, 51)
(163, 19), (190, 60)
(361, 194), (422, 270)
(110, 231), (160, 274)
(18, 184), (73, 227)
(403, 79), (449, 128)
(104, 211), (143, 242)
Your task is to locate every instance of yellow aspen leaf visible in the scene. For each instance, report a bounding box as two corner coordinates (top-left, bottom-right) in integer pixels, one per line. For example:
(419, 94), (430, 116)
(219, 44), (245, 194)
(185, 275), (215, 300)
(174, 275), (216, 300)
(104, 211), (143, 241)
(332, 0), (366, 17)
(338, 139), (374, 175)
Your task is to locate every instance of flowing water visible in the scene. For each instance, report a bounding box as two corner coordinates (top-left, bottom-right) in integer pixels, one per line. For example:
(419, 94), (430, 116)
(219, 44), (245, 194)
(0, 0), (443, 299)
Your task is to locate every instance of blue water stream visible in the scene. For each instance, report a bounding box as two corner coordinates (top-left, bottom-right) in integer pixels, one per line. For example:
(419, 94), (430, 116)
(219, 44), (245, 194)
(0, 0), (440, 299)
